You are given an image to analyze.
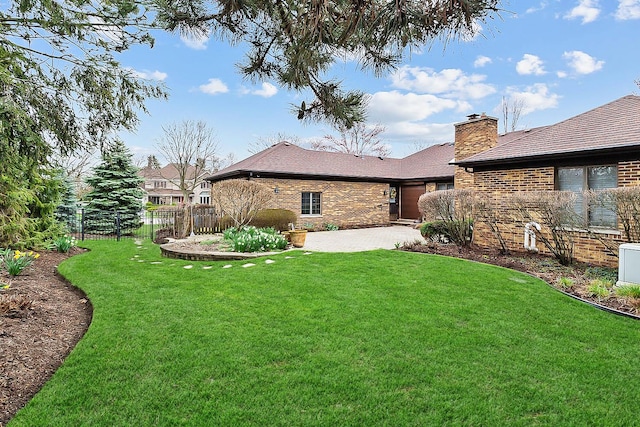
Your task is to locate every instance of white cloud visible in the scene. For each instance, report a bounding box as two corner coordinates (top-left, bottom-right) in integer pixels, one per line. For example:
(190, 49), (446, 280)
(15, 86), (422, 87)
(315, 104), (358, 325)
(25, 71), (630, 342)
(505, 84), (560, 115)
(384, 122), (454, 145)
(368, 91), (461, 122)
(181, 32), (209, 50)
(128, 69), (168, 81)
(251, 82), (278, 98)
(460, 20), (483, 42)
(390, 66), (495, 99)
(526, 2), (549, 14)
(473, 55), (492, 68)
(563, 50), (604, 74)
(516, 54), (546, 75)
(199, 78), (229, 95)
(564, 0), (601, 24)
(89, 16), (124, 44)
(556, 70), (568, 78)
(615, 0), (640, 19)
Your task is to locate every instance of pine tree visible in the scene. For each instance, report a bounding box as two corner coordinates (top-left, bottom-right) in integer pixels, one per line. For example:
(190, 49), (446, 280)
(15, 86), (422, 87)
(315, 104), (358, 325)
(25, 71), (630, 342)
(55, 172), (78, 232)
(83, 142), (144, 234)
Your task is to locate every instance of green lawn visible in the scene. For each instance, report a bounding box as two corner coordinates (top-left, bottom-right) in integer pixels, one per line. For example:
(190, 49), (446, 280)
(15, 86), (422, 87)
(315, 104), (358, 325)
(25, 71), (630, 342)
(10, 240), (640, 426)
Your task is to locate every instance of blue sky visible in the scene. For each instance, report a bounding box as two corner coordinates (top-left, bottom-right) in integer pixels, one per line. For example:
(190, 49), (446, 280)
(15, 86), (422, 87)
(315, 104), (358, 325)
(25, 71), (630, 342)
(118, 0), (640, 162)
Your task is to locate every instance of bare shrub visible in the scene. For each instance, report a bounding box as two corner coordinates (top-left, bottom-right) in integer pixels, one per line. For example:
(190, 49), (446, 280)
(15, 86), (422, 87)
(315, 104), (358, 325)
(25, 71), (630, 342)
(210, 180), (273, 228)
(474, 195), (509, 255)
(587, 187), (640, 256)
(418, 189), (474, 247)
(508, 191), (581, 265)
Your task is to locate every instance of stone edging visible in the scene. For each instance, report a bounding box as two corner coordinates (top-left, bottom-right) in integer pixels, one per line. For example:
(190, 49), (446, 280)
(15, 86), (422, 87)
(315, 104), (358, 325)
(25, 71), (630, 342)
(549, 285), (640, 321)
(160, 243), (290, 261)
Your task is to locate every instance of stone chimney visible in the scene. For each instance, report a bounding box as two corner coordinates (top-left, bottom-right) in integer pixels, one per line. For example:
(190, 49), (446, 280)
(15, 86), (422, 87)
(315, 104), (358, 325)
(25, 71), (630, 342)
(453, 113), (498, 189)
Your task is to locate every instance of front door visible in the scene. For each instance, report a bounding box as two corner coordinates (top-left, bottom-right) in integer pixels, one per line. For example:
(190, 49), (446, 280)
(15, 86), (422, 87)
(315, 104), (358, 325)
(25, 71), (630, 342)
(400, 184), (425, 220)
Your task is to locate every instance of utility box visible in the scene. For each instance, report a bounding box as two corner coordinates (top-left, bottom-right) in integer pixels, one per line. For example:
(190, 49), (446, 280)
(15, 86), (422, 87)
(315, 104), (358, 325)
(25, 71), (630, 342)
(618, 243), (640, 286)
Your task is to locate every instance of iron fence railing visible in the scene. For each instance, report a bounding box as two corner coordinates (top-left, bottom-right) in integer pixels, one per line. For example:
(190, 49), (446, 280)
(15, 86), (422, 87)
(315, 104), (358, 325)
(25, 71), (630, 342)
(67, 206), (224, 241)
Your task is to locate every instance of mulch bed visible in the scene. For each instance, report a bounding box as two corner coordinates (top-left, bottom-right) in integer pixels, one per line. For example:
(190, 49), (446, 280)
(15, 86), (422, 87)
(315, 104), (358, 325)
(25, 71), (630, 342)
(0, 248), (91, 427)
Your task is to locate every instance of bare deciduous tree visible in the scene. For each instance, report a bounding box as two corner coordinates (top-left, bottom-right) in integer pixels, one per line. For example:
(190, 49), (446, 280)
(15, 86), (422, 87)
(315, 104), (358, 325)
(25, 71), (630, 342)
(311, 123), (390, 157)
(210, 180), (273, 228)
(50, 148), (100, 199)
(156, 120), (219, 202)
(248, 133), (303, 154)
(501, 96), (526, 134)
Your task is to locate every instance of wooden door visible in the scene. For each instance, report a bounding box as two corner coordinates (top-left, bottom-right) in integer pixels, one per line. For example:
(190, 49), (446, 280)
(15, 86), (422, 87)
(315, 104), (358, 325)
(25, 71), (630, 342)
(400, 184), (425, 220)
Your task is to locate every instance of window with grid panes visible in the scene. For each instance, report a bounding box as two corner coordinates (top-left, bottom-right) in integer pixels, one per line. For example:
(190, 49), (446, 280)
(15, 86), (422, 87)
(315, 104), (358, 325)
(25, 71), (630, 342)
(556, 165), (617, 228)
(301, 192), (321, 215)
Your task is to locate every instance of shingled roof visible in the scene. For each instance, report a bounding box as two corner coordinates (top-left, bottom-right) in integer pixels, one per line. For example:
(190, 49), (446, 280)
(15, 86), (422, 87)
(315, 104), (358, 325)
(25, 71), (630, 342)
(457, 95), (640, 167)
(207, 142), (456, 182)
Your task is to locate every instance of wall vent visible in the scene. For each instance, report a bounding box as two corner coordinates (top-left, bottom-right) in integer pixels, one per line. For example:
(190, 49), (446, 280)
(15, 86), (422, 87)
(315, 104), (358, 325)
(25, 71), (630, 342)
(617, 243), (640, 286)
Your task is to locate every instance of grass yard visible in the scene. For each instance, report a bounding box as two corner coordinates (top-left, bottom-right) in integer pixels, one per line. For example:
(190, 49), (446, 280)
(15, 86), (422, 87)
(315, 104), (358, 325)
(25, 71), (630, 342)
(9, 240), (640, 426)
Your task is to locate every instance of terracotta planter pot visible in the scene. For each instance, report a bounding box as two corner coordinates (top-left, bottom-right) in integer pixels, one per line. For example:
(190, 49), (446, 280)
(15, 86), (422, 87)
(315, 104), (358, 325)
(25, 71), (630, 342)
(282, 231), (291, 242)
(289, 230), (307, 248)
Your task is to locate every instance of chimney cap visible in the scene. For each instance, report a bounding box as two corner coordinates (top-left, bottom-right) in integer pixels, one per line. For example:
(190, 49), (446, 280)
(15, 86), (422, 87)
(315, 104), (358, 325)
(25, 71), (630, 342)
(467, 113), (480, 120)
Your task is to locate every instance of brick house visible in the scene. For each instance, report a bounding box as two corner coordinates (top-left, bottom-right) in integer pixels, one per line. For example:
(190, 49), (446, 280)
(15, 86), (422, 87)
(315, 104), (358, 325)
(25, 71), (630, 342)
(208, 94), (640, 265)
(206, 142), (455, 229)
(139, 163), (212, 205)
(454, 95), (640, 266)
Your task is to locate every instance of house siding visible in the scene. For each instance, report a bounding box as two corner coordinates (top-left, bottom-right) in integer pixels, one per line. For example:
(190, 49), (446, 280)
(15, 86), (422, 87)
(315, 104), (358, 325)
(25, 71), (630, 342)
(254, 178), (390, 229)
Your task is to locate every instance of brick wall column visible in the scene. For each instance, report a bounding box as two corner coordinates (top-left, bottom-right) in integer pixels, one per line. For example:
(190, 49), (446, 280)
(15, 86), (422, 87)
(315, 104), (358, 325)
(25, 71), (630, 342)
(453, 114), (498, 189)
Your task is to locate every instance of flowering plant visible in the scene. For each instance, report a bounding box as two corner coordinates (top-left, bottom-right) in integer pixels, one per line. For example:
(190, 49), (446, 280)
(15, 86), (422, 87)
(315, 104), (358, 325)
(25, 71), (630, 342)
(50, 235), (77, 253)
(224, 226), (288, 252)
(3, 250), (40, 276)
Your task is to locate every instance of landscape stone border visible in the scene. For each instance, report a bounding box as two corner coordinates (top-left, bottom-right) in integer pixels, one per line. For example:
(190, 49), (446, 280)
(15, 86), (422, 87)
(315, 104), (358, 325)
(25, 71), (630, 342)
(160, 241), (290, 261)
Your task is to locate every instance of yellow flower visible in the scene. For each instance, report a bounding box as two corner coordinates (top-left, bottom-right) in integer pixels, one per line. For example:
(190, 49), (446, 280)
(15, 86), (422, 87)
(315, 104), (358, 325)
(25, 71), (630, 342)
(34, 253), (40, 259)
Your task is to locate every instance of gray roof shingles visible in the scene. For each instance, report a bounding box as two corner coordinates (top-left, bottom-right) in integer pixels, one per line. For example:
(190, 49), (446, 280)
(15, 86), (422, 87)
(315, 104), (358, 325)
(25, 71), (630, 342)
(208, 95), (640, 181)
(207, 142), (455, 182)
(457, 95), (640, 167)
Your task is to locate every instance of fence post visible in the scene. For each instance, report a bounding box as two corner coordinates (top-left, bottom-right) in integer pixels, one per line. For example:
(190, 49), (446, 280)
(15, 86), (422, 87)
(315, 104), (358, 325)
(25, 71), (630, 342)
(116, 211), (121, 241)
(81, 208), (85, 241)
(150, 210), (154, 241)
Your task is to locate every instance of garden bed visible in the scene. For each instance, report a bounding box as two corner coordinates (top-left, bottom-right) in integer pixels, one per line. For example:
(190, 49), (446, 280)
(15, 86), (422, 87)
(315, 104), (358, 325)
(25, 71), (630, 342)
(159, 232), (291, 261)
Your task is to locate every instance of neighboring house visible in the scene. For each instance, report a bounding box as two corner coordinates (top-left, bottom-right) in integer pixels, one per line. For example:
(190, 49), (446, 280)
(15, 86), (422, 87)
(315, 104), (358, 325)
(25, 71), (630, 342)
(208, 95), (640, 266)
(139, 163), (212, 205)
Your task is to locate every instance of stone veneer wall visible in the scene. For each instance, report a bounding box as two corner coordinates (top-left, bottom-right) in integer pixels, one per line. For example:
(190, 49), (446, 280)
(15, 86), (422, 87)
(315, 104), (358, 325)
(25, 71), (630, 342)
(255, 177), (390, 229)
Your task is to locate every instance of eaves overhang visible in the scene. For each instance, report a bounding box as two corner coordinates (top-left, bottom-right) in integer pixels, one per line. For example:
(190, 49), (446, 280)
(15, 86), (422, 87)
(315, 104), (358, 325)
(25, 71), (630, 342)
(454, 144), (640, 170)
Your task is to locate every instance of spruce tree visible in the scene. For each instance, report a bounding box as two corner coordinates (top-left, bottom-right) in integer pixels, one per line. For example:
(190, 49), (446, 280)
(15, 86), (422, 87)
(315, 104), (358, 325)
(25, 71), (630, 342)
(55, 172), (78, 232)
(83, 142), (144, 234)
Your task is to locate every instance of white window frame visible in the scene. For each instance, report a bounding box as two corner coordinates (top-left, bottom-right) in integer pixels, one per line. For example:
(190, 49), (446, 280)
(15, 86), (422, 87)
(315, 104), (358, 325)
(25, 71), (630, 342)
(301, 192), (321, 216)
